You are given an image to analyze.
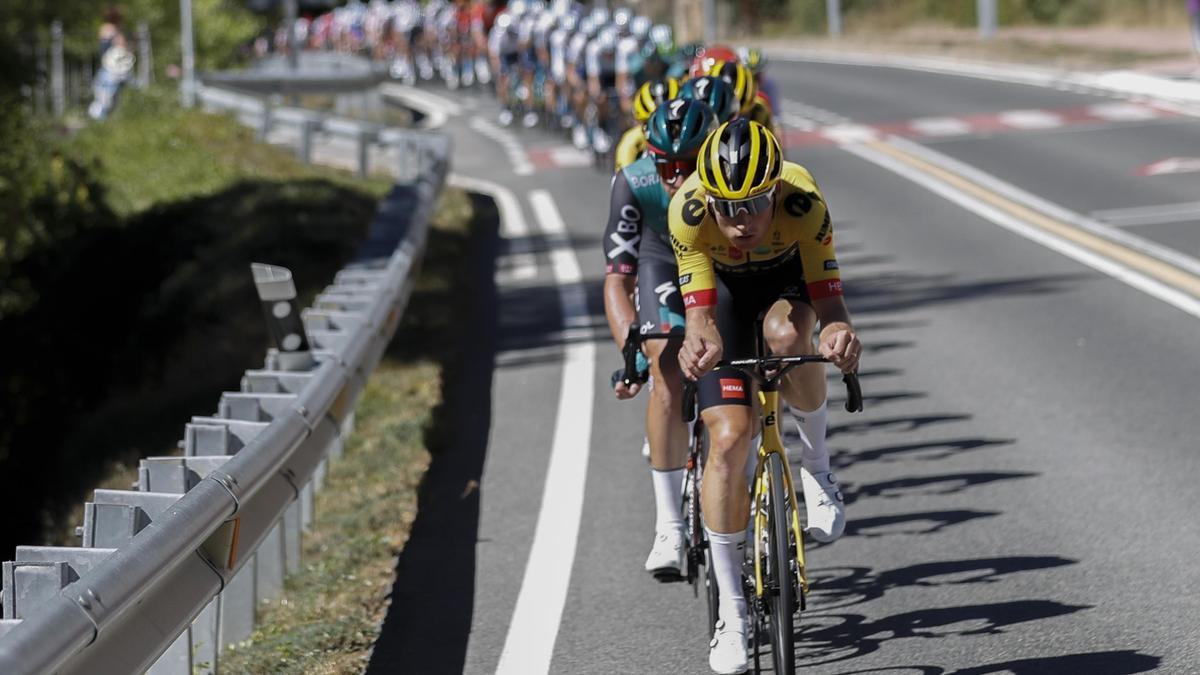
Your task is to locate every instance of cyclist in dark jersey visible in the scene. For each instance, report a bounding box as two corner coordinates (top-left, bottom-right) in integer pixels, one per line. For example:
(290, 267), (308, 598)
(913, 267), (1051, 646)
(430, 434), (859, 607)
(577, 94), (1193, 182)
(603, 98), (718, 579)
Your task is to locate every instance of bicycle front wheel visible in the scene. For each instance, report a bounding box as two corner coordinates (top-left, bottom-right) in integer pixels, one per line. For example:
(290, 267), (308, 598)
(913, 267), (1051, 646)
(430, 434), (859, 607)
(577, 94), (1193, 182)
(767, 455), (796, 675)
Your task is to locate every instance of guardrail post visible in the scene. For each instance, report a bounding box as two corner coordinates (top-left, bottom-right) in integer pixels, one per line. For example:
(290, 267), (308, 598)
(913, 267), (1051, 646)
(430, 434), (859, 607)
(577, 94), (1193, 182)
(251, 263), (314, 372)
(259, 100), (274, 140)
(298, 118), (317, 164)
(827, 0), (842, 37)
(218, 555), (256, 648)
(147, 629), (192, 674)
(357, 129), (374, 178)
(50, 21), (64, 117)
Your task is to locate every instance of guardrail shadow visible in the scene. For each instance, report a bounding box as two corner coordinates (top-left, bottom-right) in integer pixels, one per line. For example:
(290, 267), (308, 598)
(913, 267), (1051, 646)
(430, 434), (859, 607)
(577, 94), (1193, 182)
(366, 192), (499, 674)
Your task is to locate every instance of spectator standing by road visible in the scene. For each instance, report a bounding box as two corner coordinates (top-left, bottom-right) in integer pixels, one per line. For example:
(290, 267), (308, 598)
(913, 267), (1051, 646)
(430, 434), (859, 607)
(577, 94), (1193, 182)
(88, 5), (135, 120)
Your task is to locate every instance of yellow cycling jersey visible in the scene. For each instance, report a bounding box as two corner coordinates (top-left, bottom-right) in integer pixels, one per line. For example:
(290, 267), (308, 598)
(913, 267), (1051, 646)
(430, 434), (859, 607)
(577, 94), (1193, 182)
(614, 125), (647, 172)
(747, 97), (775, 134)
(667, 161), (843, 309)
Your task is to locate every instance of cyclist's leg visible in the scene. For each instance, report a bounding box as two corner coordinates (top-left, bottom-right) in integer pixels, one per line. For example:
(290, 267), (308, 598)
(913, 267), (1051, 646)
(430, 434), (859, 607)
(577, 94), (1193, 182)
(759, 270), (844, 542)
(637, 257), (690, 575)
(637, 258), (689, 474)
(694, 272), (759, 675)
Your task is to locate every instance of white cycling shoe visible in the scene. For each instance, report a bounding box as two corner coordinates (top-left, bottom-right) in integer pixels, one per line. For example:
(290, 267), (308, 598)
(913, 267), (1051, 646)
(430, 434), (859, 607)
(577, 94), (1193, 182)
(709, 618), (749, 674)
(800, 467), (845, 543)
(643, 527), (685, 578)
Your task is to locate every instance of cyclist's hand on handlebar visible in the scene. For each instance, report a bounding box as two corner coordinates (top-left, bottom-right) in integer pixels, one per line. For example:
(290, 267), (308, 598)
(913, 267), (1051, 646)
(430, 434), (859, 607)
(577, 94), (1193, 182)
(819, 328), (862, 374)
(613, 379), (642, 400)
(679, 330), (722, 380)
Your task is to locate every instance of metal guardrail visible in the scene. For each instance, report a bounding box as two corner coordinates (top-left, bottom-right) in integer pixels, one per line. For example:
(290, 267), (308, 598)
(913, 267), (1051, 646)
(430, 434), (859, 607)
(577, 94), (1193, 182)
(195, 83), (433, 179)
(0, 128), (451, 674)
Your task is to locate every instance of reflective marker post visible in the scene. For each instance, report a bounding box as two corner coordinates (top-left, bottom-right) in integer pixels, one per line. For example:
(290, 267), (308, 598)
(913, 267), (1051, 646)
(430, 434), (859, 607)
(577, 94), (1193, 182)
(251, 263), (314, 372)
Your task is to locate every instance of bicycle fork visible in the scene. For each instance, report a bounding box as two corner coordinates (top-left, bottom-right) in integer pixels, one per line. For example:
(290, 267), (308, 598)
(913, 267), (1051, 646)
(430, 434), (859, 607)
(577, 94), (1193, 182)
(751, 388), (809, 604)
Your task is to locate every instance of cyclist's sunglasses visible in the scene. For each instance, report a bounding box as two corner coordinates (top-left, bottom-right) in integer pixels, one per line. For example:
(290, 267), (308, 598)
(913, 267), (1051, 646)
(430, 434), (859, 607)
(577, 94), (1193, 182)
(708, 186), (776, 218)
(654, 157), (697, 181)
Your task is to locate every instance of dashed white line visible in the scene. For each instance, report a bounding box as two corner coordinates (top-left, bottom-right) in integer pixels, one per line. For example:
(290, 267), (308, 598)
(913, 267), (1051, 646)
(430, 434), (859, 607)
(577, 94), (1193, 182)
(996, 109), (1064, 129)
(494, 189), (595, 675)
(470, 116), (535, 176)
(908, 116), (974, 136)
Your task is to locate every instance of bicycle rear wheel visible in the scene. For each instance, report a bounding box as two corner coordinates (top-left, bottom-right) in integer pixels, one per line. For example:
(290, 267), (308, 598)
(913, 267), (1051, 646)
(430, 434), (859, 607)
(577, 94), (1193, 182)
(767, 456), (796, 675)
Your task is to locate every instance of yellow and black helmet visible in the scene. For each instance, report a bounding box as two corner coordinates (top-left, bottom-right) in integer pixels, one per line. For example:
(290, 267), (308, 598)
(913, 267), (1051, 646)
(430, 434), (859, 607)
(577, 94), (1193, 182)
(633, 77), (681, 123)
(708, 60), (757, 116)
(697, 118), (782, 200)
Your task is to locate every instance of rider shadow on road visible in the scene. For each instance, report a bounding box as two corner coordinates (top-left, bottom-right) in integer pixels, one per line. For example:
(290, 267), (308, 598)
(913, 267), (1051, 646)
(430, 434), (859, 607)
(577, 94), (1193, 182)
(844, 270), (1090, 315)
(795, 599), (1091, 667)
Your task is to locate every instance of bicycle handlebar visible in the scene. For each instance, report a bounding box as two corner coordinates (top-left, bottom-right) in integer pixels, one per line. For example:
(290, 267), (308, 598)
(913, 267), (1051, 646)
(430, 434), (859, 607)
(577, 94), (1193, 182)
(615, 326), (865, 414)
(610, 324), (682, 389)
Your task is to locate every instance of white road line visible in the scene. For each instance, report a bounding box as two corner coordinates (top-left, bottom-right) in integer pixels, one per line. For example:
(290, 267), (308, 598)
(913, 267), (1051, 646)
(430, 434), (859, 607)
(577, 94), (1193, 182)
(843, 143), (1200, 319)
(908, 116), (974, 136)
(470, 116), (535, 176)
(997, 109), (1064, 129)
(1087, 102), (1162, 122)
(820, 123), (881, 144)
(1091, 200), (1200, 227)
(447, 174), (537, 280)
(378, 83), (461, 129)
(495, 190), (596, 675)
(885, 136), (1200, 278)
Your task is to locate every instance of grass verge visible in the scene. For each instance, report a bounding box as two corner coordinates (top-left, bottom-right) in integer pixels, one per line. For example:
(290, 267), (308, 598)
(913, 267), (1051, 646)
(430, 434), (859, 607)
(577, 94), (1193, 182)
(1, 84), (397, 558)
(220, 186), (482, 673)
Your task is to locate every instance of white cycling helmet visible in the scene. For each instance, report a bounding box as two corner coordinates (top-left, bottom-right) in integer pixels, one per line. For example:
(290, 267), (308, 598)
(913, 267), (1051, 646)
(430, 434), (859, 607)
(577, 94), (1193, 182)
(630, 15), (651, 40)
(589, 6), (610, 27)
(649, 23), (672, 48)
(508, 0), (528, 17)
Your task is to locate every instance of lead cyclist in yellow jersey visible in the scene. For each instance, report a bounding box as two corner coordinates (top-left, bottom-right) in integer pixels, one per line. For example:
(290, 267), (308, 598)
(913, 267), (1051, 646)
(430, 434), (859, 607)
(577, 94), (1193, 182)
(668, 119), (861, 674)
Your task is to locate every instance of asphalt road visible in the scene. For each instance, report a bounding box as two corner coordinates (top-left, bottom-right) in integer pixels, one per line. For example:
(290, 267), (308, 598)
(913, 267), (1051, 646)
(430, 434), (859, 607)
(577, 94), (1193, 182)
(371, 57), (1200, 675)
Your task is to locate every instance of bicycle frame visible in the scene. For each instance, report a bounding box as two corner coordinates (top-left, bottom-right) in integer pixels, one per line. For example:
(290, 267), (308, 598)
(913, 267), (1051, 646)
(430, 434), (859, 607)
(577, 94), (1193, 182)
(750, 383), (808, 601)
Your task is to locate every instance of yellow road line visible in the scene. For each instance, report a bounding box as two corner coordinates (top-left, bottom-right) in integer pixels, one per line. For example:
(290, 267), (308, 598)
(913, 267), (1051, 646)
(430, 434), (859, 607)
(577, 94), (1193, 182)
(865, 140), (1200, 298)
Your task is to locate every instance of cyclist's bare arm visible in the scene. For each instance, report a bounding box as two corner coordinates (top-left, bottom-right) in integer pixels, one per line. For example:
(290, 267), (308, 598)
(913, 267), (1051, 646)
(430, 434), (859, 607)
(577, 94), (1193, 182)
(680, 305), (722, 380)
(812, 295), (861, 373)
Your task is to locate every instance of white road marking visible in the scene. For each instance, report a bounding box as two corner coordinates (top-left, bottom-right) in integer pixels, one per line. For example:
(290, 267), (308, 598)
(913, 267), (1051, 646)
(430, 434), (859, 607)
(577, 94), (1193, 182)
(549, 146), (594, 168)
(997, 109), (1064, 129)
(378, 83), (463, 129)
(885, 136), (1200, 279)
(1092, 200), (1200, 227)
(495, 190), (596, 675)
(844, 142), (1200, 319)
(908, 116), (974, 136)
(470, 116), (536, 176)
(820, 123), (881, 144)
(447, 174), (537, 280)
(1087, 102), (1162, 122)
(781, 99), (850, 126)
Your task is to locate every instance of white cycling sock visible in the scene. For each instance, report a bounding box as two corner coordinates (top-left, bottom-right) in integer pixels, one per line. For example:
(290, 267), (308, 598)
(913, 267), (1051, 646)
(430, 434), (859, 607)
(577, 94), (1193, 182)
(706, 528), (747, 626)
(790, 401), (830, 474)
(652, 468), (685, 533)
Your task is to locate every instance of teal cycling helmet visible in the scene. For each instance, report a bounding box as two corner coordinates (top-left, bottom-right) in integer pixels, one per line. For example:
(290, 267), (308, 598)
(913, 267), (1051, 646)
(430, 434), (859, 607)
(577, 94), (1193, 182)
(645, 98), (717, 158)
(680, 76), (737, 123)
